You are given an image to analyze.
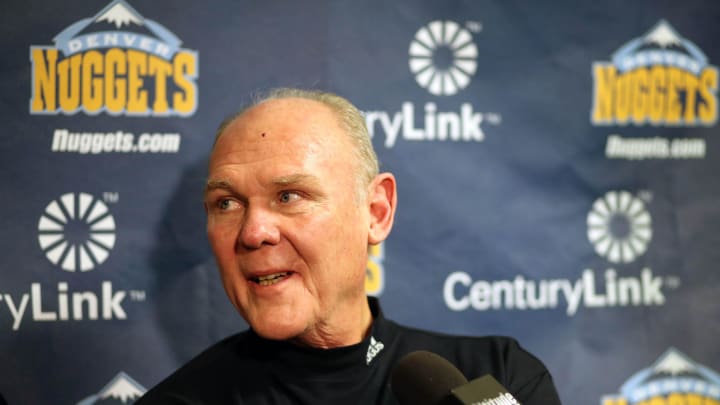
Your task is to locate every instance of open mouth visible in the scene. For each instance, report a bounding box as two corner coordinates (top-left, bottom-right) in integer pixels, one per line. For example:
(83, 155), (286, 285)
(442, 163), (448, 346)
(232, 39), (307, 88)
(251, 272), (291, 286)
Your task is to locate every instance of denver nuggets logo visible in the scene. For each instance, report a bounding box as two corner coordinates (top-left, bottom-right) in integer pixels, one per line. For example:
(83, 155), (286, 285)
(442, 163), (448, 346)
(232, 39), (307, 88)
(76, 371), (146, 404)
(30, 0), (198, 116)
(591, 20), (718, 126)
(365, 243), (385, 296)
(602, 348), (720, 405)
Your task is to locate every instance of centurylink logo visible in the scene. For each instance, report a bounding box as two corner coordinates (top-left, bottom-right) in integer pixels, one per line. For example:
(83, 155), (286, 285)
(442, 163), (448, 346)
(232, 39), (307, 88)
(587, 190), (652, 264)
(408, 20), (478, 96)
(38, 192), (117, 271)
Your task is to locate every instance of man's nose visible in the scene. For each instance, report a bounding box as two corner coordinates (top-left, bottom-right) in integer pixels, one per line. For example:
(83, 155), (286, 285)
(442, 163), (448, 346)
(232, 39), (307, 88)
(237, 205), (280, 249)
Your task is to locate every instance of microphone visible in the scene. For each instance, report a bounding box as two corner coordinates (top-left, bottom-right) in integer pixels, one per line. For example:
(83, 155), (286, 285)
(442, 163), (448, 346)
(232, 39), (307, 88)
(391, 351), (521, 405)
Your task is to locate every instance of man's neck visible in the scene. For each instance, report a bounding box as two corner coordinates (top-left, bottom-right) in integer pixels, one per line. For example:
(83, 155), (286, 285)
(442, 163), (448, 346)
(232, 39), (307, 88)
(291, 298), (374, 349)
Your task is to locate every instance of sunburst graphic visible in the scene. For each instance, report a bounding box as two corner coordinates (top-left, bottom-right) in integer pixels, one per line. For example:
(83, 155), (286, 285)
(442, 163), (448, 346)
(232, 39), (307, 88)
(587, 191), (652, 264)
(409, 20), (478, 96)
(37, 193), (116, 272)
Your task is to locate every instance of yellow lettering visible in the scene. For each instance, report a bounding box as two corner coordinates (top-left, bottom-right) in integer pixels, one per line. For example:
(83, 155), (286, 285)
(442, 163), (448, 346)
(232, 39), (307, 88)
(172, 51), (197, 115)
(31, 46), (198, 116)
(631, 68), (649, 124)
(592, 64), (616, 123)
(665, 68), (683, 125)
(666, 393), (685, 405)
(149, 55), (172, 114)
(615, 72), (632, 124)
(126, 50), (148, 113)
(698, 67), (718, 124)
(81, 51), (103, 113)
(682, 394), (701, 405)
(683, 73), (699, 122)
(57, 54), (82, 112)
(602, 398), (628, 405)
(105, 49), (127, 113)
(30, 48), (57, 112)
(648, 66), (667, 124)
(365, 244), (383, 295)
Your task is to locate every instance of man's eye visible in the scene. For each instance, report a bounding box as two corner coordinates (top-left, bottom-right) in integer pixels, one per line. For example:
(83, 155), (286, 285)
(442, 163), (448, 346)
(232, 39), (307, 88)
(278, 191), (300, 204)
(218, 199), (236, 210)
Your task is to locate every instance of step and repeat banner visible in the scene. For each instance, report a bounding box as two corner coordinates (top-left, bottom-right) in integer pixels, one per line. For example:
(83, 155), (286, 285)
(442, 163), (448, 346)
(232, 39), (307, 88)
(2, 0), (719, 404)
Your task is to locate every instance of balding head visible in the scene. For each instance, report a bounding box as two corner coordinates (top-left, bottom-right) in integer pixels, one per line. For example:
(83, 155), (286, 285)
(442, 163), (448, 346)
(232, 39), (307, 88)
(214, 89), (379, 198)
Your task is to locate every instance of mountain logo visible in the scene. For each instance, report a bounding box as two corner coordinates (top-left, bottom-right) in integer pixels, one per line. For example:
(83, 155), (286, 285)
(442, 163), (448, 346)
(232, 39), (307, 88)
(587, 191), (652, 264)
(30, 0), (198, 116)
(591, 20), (718, 126)
(409, 20), (478, 96)
(601, 348), (720, 404)
(76, 371), (146, 404)
(38, 193), (116, 272)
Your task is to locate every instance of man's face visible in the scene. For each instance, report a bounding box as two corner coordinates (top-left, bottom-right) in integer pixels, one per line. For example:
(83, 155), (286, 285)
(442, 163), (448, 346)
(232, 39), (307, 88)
(204, 98), (372, 347)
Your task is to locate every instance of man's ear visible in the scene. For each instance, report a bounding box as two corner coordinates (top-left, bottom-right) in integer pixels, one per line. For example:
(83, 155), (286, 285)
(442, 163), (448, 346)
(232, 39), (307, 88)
(367, 172), (397, 245)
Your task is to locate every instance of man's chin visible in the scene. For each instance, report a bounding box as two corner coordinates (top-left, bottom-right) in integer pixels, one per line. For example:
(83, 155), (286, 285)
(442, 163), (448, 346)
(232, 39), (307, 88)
(250, 319), (306, 342)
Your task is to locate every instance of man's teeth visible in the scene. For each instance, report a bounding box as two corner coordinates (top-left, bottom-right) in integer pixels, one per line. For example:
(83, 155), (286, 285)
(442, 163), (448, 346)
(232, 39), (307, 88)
(255, 272), (289, 286)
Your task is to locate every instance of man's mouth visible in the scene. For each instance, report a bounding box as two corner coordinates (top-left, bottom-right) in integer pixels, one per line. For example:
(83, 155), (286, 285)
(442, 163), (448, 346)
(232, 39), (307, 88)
(251, 272), (291, 286)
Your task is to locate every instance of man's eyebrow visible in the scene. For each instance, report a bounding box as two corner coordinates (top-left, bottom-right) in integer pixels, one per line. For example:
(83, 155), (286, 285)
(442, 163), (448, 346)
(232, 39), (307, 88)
(272, 173), (321, 187)
(204, 179), (234, 195)
(204, 175), (321, 194)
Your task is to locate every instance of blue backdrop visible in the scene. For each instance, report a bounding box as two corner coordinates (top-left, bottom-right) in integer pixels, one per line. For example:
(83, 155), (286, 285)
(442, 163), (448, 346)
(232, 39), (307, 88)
(2, 1), (720, 404)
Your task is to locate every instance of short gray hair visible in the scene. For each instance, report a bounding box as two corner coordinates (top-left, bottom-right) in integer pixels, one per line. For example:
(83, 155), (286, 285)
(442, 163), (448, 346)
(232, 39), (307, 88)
(214, 88), (380, 195)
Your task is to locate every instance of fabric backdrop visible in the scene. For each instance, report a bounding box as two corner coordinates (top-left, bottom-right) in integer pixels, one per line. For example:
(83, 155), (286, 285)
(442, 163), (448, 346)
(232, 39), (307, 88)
(1, 1), (719, 404)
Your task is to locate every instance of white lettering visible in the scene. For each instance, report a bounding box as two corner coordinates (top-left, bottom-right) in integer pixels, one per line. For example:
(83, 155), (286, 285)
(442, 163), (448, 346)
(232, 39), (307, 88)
(402, 102), (424, 140)
(364, 102), (491, 148)
(469, 280), (491, 310)
(461, 103), (484, 141)
(155, 42), (171, 58)
(443, 271), (471, 311)
(583, 269), (605, 307)
(139, 37), (152, 51)
(68, 39), (82, 52)
(86, 34), (99, 48)
(51, 129), (180, 154)
(102, 282), (127, 319)
(73, 291), (99, 320)
(122, 34), (137, 46)
(4, 293), (29, 331)
(642, 268), (665, 305)
(444, 268), (670, 315)
(605, 135), (706, 160)
(103, 33), (119, 46)
(58, 282), (69, 320)
(1, 282), (133, 330)
(31, 283), (57, 321)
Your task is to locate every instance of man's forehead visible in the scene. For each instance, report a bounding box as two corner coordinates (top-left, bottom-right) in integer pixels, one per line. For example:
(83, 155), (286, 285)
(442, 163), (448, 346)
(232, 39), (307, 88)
(214, 103), (351, 161)
(232, 97), (334, 129)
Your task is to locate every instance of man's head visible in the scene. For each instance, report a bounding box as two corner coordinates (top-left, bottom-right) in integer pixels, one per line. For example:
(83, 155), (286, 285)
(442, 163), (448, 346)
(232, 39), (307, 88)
(204, 89), (397, 348)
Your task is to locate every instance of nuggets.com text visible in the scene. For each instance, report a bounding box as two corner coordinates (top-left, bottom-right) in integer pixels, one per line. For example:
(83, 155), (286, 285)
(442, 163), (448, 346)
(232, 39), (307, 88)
(52, 128), (181, 154)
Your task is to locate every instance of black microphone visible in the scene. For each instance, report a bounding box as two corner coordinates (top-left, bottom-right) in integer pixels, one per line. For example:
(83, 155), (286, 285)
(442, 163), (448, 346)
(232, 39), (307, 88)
(391, 350), (521, 405)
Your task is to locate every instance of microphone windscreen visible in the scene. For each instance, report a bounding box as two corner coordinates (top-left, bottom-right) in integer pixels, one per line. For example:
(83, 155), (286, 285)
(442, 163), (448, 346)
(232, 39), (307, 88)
(391, 351), (468, 405)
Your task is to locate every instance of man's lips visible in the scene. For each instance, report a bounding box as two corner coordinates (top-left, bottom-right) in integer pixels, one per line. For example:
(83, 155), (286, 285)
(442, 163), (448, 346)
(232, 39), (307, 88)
(249, 271), (293, 286)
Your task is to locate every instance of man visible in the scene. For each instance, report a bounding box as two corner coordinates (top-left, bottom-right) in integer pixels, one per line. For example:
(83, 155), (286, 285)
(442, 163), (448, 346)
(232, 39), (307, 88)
(138, 89), (561, 404)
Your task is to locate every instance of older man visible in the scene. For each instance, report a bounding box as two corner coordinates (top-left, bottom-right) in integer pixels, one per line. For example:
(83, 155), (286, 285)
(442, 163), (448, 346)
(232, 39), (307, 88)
(138, 89), (561, 404)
